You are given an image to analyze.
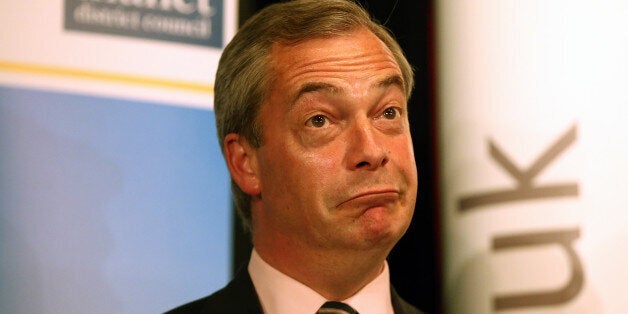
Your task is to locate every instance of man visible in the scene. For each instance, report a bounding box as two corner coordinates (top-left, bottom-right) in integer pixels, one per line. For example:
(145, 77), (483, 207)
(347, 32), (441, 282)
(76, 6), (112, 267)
(167, 0), (422, 313)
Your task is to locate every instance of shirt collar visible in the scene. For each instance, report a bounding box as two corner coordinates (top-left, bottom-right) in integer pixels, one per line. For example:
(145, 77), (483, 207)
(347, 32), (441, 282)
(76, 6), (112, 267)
(248, 249), (394, 314)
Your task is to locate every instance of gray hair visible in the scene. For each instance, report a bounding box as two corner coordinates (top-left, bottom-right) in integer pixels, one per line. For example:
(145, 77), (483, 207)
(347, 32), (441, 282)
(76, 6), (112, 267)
(214, 0), (414, 233)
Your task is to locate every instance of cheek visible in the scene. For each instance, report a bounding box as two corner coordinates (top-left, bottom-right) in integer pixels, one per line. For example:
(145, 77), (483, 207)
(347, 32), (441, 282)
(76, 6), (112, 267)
(295, 152), (346, 212)
(260, 142), (339, 196)
(391, 137), (418, 181)
(295, 150), (341, 194)
(389, 135), (415, 160)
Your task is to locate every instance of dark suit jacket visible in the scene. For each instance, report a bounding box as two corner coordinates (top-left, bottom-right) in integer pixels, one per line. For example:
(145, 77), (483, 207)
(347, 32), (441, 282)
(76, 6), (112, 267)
(165, 266), (424, 314)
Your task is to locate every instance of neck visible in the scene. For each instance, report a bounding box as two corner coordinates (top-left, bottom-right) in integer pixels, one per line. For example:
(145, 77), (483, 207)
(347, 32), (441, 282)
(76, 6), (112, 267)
(253, 234), (391, 300)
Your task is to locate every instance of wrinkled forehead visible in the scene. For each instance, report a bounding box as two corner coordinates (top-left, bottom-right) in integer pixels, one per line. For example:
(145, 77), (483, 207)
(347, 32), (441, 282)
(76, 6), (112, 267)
(266, 27), (402, 89)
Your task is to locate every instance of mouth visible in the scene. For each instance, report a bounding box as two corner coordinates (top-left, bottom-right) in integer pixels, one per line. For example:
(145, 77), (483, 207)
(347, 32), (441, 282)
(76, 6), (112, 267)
(336, 189), (400, 209)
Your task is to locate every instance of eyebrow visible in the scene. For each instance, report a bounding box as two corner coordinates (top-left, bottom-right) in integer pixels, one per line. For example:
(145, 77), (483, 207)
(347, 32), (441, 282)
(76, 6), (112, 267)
(374, 74), (405, 92)
(292, 82), (341, 103)
(293, 74), (405, 103)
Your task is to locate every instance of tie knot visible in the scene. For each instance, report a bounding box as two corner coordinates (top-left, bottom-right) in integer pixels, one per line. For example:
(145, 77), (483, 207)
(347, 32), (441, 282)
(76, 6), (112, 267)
(316, 301), (359, 314)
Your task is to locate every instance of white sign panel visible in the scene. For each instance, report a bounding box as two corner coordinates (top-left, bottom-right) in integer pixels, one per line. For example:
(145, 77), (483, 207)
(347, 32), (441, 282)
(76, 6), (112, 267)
(437, 1), (627, 313)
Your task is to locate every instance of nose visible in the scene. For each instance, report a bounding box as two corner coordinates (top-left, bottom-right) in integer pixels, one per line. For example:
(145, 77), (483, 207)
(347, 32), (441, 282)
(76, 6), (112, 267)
(345, 120), (388, 171)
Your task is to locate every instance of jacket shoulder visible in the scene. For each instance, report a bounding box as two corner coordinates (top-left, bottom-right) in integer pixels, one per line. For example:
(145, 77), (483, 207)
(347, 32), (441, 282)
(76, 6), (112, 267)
(164, 267), (262, 314)
(391, 286), (427, 314)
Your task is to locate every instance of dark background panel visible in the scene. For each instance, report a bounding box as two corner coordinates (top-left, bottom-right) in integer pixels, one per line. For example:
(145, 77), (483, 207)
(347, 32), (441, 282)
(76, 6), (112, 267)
(233, 1), (440, 313)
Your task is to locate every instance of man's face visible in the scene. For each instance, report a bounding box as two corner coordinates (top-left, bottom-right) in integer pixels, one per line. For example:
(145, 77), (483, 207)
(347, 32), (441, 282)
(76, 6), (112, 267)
(250, 27), (417, 253)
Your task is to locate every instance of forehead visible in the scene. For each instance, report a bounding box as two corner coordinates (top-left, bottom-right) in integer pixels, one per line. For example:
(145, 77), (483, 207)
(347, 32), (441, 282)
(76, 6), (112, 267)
(267, 27), (403, 95)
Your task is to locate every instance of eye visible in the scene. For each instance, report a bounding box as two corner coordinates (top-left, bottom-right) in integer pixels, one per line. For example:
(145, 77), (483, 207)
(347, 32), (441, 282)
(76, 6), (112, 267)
(306, 114), (329, 128)
(381, 107), (400, 120)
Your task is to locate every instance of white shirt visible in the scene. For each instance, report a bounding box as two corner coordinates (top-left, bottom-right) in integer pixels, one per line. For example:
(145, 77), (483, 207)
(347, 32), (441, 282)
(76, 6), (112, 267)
(248, 249), (394, 314)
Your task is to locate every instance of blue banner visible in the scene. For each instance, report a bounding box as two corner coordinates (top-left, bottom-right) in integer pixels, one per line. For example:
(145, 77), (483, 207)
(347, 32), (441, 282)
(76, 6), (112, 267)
(0, 86), (231, 313)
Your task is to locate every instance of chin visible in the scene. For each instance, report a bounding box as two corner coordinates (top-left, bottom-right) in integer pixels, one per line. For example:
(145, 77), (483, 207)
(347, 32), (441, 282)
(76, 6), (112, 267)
(359, 216), (404, 247)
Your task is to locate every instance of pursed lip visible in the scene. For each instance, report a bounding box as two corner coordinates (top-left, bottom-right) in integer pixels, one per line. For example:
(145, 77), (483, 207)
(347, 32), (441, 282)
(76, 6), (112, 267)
(336, 189), (400, 208)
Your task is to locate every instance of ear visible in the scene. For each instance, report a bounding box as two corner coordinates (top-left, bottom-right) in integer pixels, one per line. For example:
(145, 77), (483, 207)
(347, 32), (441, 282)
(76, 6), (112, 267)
(224, 133), (261, 196)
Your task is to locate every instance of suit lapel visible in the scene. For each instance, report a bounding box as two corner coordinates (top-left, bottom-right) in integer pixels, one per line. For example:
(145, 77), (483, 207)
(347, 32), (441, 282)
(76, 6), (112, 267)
(199, 266), (263, 314)
(391, 286), (424, 314)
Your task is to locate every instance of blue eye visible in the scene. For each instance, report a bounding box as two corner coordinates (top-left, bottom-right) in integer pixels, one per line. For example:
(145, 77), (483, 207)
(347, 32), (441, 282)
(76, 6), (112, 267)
(307, 114), (328, 128)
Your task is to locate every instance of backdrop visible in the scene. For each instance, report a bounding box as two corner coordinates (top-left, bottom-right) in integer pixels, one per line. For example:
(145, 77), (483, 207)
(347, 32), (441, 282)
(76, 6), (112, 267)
(0, 1), (236, 313)
(437, 1), (628, 313)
